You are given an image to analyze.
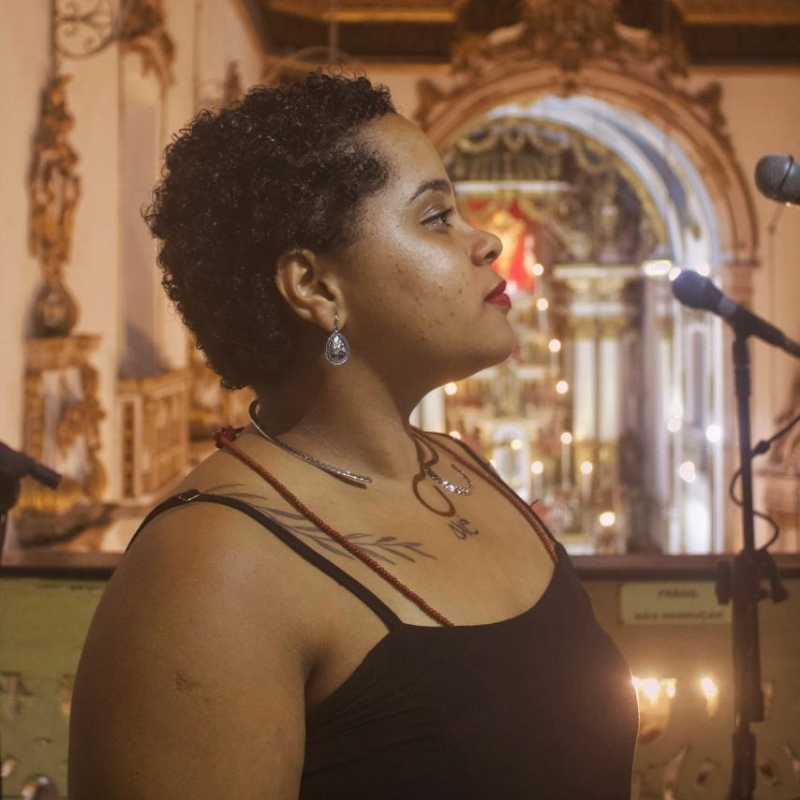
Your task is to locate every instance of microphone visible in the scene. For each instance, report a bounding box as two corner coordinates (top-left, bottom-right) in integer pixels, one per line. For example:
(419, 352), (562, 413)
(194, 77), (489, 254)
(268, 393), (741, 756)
(754, 154), (800, 205)
(671, 270), (800, 358)
(0, 442), (61, 489)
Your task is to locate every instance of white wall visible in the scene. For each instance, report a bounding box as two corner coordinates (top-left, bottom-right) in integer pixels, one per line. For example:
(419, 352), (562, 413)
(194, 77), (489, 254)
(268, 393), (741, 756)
(0, 0), (264, 497)
(0, 1), (54, 448)
(699, 68), (800, 437)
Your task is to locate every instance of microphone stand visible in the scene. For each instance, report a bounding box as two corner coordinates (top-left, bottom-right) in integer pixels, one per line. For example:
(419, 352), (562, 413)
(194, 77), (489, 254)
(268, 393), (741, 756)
(718, 335), (788, 800)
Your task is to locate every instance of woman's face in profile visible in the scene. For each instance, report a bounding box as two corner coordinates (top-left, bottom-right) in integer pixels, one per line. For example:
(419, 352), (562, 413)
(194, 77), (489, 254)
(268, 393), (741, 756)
(332, 114), (515, 385)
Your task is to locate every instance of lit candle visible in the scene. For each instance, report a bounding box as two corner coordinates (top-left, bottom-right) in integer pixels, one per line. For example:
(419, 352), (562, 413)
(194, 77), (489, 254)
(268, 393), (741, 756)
(700, 676), (719, 717)
(560, 432), (572, 488)
(579, 460), (593, 504)
(631, 676), (677, 742)
(548, 338), (561, 370)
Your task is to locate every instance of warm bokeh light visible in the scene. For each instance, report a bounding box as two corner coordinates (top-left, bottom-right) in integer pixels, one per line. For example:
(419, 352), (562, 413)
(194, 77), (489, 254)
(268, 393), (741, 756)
(631, 676), (677, 704)
(700, 677), (718, 698)
(444, 382), (458, 396)
(532, 262), (545, 277)
(631, 676), (677, 743)
(678, 461), (697, 483)
(598, 511), (616, 528)
(667, 416), (682, 433)
(560, 431), (573, 445)
(449, 430), (462, 440)
(548, 339), (562, 353)
(530, 460), (544, 475)
(705, 424), (722, 443)
(536, 297), (549, 311)
(641, 678), (660, 701)
(510, 438), (523, 451)
(555, 380), (569, 394)
(580, 461), (593, 475)
(700, 676), (720, 716)
(642, 259), (673, 276)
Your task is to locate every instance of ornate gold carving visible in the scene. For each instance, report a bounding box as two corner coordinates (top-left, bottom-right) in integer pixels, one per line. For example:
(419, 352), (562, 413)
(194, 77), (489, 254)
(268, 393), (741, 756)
(16, 336), (108, 544)
(673, 0), (800, 25)
(450, 118), (667, 260)
(263, 0), (456, 23)
(53, 0), (176, 71)
(54, 0), (117, 59)
(597, 316), (627, 339)
(573, 317), (599, 339)
(119, 0), (176, 87)
(262, 0), (800, 26)
(521, 0), (668, 76)
(118, 370), (190, 501)
(56, 364), (107, 501)
(29, 75), (81, 337)
(449, 0), (680, 81)
(656, 315), (675, 340)
(418, 0), (733, 157)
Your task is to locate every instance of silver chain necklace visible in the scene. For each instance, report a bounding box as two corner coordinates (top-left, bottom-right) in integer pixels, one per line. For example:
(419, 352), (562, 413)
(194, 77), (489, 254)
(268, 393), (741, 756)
(247, 401), (473, 495)
(248, 401), (372, 486)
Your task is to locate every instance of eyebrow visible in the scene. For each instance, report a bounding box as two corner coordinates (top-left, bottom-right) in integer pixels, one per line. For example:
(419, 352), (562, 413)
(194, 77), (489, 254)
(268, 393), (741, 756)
(406, 178), (453, 205)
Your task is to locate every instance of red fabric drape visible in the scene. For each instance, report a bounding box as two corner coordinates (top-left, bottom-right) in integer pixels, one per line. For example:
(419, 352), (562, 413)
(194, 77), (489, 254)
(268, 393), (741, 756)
(466, 198), (536, 292)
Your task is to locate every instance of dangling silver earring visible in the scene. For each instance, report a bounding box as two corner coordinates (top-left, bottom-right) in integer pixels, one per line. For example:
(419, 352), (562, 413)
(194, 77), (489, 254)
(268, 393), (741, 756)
(324, 311), (350, 365)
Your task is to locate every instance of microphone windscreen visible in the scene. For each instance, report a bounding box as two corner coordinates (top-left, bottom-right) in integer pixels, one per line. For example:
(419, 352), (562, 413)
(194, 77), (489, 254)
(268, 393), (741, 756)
(671, 270), (722, 312)
(755, 154), (800, 203)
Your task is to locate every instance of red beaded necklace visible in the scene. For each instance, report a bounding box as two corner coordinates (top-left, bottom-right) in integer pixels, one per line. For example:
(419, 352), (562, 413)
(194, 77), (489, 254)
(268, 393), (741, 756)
(213, 426), (558, 628)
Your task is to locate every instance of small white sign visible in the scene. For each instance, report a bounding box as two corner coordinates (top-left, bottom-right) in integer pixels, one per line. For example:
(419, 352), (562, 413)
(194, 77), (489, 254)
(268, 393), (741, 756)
(620, 582), (731, 625)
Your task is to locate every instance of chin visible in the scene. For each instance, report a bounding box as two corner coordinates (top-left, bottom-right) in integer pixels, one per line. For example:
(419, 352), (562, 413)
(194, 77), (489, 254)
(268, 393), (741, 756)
(484, 325), (517, 365)
(445, 332), (517, 384)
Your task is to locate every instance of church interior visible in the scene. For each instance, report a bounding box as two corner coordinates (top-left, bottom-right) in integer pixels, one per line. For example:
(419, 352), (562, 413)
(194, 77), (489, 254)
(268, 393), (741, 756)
(1, 1), (799, 798)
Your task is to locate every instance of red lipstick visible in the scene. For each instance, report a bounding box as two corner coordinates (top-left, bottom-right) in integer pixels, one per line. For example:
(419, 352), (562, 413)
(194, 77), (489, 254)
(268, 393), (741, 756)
(485, 280), (511, 309)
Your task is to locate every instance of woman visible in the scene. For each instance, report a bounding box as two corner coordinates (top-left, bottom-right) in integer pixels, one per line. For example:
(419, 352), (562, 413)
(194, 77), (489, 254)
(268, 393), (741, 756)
(69, 72), (638, 799)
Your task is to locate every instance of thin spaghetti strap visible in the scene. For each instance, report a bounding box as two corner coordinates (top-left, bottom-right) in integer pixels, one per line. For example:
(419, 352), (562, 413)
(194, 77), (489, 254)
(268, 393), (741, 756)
(215, 428), (453, 627)
(127, 490), (403, 631)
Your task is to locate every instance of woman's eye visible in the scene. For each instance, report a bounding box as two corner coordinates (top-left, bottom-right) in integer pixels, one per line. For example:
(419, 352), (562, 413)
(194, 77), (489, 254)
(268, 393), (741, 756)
(425, 207), (455, 227)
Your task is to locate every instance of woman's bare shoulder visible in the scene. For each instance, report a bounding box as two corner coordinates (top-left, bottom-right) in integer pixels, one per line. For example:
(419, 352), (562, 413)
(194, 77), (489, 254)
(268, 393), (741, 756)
(68, 454), (317, 798)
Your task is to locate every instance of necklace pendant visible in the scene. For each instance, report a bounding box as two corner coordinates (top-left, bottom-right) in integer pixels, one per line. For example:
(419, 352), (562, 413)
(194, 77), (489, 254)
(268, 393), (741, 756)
(425, 463), (474, 496)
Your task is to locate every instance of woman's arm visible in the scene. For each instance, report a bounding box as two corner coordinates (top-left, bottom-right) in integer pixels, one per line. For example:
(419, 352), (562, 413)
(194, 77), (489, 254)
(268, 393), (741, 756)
(68, 502), (310, 799)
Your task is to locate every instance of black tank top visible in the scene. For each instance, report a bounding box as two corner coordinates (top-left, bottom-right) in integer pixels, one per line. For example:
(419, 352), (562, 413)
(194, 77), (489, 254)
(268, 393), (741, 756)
(132, 466), (638, 799)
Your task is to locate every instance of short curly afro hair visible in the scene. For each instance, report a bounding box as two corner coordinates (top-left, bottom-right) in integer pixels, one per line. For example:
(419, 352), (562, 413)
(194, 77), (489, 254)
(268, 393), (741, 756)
(144, 72), (396, 389)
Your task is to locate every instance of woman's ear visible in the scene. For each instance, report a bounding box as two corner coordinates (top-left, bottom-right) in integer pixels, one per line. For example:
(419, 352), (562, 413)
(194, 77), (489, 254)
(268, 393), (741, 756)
(273, 249), (343, 329)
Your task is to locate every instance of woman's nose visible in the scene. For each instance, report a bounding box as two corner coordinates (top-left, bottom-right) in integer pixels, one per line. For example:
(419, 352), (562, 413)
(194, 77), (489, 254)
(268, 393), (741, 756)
(472, 227), (503, 267)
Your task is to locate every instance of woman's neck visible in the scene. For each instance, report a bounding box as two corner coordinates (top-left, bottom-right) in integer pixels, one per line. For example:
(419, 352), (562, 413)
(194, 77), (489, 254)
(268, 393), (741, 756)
(254, 362), (428, 482)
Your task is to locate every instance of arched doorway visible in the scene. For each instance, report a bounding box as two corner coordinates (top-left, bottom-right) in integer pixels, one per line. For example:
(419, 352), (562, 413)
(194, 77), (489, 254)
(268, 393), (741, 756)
(415, 67), (758, 555)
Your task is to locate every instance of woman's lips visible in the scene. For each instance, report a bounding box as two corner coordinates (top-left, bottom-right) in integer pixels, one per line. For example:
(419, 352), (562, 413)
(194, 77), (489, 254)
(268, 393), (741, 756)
(485, 280), (511, 308)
